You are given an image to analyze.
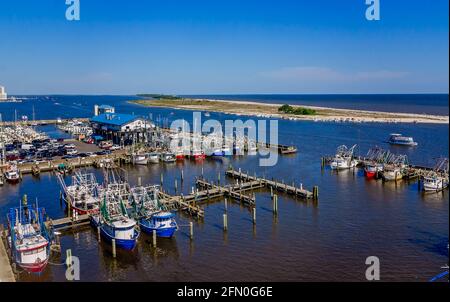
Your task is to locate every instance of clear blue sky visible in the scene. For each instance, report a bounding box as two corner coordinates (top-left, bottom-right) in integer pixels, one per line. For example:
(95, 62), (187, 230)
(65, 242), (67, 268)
(0, 0), (448, 95)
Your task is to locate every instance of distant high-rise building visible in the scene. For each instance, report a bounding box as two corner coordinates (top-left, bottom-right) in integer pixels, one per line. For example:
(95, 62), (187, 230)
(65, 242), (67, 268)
(0, 86), (7, 100)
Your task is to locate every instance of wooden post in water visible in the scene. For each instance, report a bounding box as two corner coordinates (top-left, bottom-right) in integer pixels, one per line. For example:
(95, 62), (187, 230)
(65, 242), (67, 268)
(112, 239), (116, 258)
(189, 222), (194, 240)
(138, 177), (142, 186)
(152, 230), (157, 247)
(160, 173), (164, 187)
(313, 186), (319, 200)
(224, 198), (228, 211)
(252, 208), (256, 225)
(273, 194), (278, 214)
(66, 249), (72, 268)
(270, 186), (273, 198)
(67, 199), (71, 219)
(223, 213), (228, 231)
(181, 169), (184, 182)
(217, 172), (221, 185)
(175, 179), (178, 193)
(97, 227), (101, 242)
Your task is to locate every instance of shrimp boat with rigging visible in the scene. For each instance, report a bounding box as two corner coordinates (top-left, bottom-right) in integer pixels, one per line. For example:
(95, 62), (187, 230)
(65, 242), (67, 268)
(7, 198), (51, 273)
(422, 158), (449, 192)
(91, 192), (140, 250)
(381, 155), (408, 181)
(129, 185), (178, 238)
(363, 147), (389, 179)
(90, 168), (138, 250)
(330, 145), (358, 170)
(57, 172), (101, 215)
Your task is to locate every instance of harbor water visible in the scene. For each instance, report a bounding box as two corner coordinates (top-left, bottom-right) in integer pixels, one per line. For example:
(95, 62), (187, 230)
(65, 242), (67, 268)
(0, 95), (448, 281)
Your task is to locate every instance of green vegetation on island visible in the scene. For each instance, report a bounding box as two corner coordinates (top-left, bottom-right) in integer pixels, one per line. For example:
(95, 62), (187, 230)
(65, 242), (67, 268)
(278, 104), (317, 115)
(136, 94), (182, 100)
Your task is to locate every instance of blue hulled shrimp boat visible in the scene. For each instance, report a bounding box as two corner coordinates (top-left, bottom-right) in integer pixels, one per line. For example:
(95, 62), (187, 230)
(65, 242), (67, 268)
(129, 185), (178, 238)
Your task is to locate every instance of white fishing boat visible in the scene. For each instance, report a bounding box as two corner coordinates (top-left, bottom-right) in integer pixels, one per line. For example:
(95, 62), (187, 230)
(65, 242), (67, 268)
(161, 152), (176, 163)
(57, 172), (100, 215)
(132, 153), (148, 165)
(423, 175), (449, 191)
(381, 155), (408, 181)
(387, 133), (418, 146)
(147, 152), (160, 164)
(330, 145), (358, 170)
(4, 162), (20, 183)
(422, 158), (449, 192)
(7, 200), (50, 273)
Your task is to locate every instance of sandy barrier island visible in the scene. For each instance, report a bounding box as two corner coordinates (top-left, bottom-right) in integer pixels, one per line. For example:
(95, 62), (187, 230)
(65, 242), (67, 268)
(130, 98), (449, 124)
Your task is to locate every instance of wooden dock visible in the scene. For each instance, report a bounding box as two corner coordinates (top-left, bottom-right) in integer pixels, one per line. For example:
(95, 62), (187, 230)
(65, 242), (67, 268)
(0, 229), (15, 282)
(225, 168), (316, 199)
(45, 215), (91, 232)
(0, 118), (89, 127)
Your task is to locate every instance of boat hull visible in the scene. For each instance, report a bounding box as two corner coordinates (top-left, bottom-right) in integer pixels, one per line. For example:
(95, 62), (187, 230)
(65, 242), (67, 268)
(382, 171), (403, 181)
(139, 221), (177, 238)
(91, 218), (139, 250)
(5, 177), (20, 184)
(19, 259), (49, 273)
(364, 170), (376, 179)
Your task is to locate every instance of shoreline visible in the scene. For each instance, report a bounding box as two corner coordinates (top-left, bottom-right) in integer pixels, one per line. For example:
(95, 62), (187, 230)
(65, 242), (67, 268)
(130, 98), (449, 124)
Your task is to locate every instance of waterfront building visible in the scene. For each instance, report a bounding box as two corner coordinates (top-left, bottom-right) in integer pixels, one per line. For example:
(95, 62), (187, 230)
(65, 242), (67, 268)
(0, 86), (7, 100)
(90, 112), (154, 145)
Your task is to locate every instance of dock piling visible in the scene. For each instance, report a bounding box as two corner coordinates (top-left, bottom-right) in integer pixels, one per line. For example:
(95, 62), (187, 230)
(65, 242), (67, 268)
(252, 208), (256, 225)
(189, 222), (194, 240)
(97, 227), (101, 242)
(273, 194), (278, 214)
(66, 249), (72, 268)
(152, 230), (157, 247)
(112, 239), (116, 258)
(313, 186), (319, 200)
(223, 213), (228, 231)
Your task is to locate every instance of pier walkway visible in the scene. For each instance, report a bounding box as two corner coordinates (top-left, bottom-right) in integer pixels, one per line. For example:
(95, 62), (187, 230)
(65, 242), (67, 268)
(0, 229), (15, 282)
(225, 168), (316, 199)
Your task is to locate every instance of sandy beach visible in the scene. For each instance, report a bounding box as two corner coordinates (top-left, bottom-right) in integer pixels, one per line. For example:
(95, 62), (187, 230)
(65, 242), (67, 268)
(131, 98), (449, 124)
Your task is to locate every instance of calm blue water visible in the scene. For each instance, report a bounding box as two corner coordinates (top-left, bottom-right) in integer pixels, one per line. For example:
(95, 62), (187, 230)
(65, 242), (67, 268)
(0, 95), (448, 281)
(183, 94), (449, 115)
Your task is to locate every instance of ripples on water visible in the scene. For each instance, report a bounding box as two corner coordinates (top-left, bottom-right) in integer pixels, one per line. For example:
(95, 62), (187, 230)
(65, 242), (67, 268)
(0, 96), (448, 281)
